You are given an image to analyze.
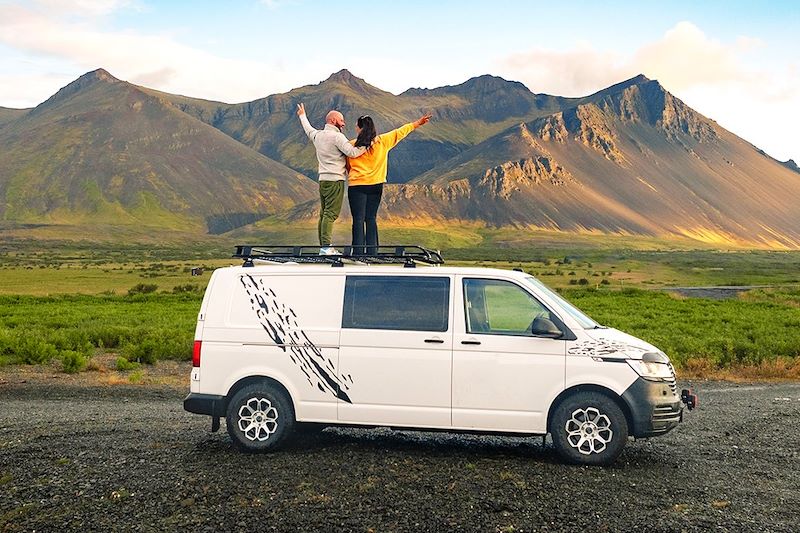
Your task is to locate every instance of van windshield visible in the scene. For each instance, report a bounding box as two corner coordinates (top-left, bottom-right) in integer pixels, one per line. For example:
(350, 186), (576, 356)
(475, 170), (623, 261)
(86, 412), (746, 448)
(523, 276), (602, 329)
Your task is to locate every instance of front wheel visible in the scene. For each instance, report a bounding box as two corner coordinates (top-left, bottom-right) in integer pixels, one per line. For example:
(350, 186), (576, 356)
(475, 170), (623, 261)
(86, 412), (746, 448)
(226, 383), (295, 452)
(550, 392), (628, 466)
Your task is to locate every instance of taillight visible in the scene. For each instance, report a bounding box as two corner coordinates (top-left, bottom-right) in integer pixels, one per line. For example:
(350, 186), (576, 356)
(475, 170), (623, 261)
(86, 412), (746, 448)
(192, 340), (202, 367)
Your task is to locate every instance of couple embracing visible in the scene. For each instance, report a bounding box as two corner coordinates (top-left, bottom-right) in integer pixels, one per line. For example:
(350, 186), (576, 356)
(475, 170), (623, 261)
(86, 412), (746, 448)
(297, 103), (431, 255)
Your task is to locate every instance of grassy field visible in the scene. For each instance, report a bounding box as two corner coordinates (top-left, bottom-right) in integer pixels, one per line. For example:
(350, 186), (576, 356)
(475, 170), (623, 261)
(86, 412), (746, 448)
(1, 238), (799, 378)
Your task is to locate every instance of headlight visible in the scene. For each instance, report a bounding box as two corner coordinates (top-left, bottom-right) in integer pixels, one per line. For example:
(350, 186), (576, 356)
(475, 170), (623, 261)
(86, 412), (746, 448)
(626, 352), (674, 380)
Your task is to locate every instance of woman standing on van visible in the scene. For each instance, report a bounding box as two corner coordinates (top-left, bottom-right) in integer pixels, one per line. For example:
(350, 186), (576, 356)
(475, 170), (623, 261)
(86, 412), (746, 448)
(347, 113), (432, 254)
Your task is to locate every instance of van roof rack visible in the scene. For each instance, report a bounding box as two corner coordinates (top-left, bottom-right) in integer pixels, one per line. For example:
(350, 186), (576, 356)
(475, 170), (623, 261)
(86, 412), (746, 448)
(233, 245), (444, 268)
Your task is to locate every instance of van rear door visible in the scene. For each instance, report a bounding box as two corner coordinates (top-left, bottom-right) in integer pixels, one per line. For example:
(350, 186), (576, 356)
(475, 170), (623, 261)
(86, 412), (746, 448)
(337, 274), (454, 428)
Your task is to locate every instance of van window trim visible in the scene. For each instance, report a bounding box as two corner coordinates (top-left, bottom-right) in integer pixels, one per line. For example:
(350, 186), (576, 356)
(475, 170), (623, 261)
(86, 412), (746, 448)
(461, 276), (576, 340)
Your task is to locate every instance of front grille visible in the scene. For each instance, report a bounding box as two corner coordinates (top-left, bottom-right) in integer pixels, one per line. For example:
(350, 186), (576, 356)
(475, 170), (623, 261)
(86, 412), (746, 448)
(651, 403), (682, 434)
(665, 365), (677, 393)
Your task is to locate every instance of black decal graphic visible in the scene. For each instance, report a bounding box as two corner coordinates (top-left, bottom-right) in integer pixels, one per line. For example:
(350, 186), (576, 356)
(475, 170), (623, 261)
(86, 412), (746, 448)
(241, 275), (352, 403)
(567, 340), (629, 357)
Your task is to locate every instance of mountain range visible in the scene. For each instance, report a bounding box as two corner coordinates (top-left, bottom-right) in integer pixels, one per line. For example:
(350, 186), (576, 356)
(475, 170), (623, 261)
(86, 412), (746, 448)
(1, 68), (799, 248)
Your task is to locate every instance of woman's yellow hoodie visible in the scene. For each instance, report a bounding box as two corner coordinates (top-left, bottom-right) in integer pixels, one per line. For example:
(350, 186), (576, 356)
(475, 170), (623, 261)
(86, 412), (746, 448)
(347, 122), (418, 186)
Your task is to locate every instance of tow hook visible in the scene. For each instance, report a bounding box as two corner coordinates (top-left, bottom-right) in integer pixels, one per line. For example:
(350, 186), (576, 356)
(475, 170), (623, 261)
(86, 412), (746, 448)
(681, 388), (698, 410)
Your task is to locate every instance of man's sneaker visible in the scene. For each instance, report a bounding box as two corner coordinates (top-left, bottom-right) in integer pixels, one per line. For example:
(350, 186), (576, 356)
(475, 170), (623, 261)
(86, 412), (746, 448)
(319, 246), (340, 256)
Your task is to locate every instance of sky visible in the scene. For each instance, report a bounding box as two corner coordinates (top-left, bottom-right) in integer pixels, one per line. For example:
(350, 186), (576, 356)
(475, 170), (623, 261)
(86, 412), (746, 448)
(0, 0), (798, 161)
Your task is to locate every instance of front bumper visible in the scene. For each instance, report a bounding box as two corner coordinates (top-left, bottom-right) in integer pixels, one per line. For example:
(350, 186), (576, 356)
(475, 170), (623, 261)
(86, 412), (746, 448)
(183, 393), (226, 417)
(621, 377), (684, 438)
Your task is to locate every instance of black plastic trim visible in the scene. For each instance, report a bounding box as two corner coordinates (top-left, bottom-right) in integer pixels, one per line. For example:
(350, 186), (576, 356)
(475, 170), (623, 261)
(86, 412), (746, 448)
(621, 377), (683, 438)
(183, 393), (227, 417)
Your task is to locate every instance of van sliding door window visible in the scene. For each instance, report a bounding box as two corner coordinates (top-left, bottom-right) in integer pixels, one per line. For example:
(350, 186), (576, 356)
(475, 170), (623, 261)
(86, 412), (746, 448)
(463, 278), (555, 336)
(343, 276), (450, 332)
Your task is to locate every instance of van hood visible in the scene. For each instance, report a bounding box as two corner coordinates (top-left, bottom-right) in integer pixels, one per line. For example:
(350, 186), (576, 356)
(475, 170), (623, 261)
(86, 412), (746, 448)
(567, 328), (663, 361)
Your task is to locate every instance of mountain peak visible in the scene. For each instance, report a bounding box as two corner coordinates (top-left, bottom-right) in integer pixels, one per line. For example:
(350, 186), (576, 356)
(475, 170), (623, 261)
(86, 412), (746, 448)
(31, 68), (124, 114)
(326, 69), (356, 83)
(628, 73), (651, 85)
(80, 68), (119, 83)
(319, 69), (381, 96)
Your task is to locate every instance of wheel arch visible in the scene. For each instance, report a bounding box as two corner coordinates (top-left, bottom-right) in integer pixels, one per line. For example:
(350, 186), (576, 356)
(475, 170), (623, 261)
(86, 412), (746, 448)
(226, 375), (297, 417)
(547, 384), (633, 434)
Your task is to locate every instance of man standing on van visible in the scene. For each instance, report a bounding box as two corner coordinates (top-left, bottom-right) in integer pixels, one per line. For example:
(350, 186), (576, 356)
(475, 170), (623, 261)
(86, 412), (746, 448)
(297, 103), (365, 255)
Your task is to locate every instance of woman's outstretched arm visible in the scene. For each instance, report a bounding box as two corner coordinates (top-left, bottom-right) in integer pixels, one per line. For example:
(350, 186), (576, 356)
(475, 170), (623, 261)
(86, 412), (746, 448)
(379, 113), (432, 150)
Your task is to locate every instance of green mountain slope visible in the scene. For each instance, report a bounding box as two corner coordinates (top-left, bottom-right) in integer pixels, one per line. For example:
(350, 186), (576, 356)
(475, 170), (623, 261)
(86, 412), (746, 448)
(0, 69), (315, 233)
(0, 106), (29, 128)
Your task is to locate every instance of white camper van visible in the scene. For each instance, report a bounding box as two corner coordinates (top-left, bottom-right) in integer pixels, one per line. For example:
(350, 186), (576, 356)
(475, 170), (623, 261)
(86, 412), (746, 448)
(184, 245), (697, 465)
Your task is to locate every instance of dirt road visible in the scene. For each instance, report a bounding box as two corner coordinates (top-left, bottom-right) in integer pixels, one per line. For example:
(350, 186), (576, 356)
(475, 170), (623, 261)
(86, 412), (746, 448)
(1, 377), (799, 532)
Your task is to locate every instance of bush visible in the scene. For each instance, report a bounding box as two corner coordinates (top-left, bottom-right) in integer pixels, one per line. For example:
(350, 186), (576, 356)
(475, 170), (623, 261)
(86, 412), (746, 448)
(16, 337), (58, 364)
(578, 278), (589, 285)
(122, 332), (192, 364)
(115, 356), (140, 371)
(172, 284), (200, 294)
(61, 351), (87, 374)
(128, 283), (158, 296)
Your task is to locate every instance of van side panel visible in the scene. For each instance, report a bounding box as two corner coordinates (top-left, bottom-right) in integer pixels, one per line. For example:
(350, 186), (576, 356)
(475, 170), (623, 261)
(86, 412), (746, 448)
(199, 270), (347, 423)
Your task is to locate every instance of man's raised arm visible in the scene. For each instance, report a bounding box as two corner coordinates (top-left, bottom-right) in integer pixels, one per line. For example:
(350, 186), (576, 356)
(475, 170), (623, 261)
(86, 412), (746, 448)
(297, 103), (317, 140)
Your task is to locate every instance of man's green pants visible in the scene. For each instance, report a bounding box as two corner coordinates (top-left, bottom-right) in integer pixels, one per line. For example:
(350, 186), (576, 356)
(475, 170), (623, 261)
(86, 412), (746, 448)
(318, 180), (345, 246)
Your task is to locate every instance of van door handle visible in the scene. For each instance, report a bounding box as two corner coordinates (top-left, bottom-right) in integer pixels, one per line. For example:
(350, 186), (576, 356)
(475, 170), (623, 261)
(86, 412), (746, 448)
(424, 338), (445, 344)
(461, 340), (481, 345)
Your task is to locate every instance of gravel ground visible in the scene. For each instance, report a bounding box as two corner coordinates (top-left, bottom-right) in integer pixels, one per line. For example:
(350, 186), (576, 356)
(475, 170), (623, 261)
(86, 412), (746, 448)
(1, 372), (799, 532)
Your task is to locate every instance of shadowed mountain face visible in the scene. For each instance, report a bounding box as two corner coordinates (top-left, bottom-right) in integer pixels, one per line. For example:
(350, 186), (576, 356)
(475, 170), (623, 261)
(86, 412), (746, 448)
(0, 69), (315, 233)
(151, 70), (570, 183)
(2, 68), (799, 247)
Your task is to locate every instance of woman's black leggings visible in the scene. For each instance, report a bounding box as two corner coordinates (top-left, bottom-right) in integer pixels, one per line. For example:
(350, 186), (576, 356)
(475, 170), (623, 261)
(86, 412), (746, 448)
(348, 183), (383, 254)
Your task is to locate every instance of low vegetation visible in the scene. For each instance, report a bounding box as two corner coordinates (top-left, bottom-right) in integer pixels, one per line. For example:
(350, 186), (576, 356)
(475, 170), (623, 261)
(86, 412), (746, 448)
(1, 240), (799, 378)
(0, 293), (199, 368)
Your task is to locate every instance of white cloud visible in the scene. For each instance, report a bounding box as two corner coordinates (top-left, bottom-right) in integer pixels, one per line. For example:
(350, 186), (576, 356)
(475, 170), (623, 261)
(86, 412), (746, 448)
(0, 1), (307, 104)
(497, 21), (799, 161)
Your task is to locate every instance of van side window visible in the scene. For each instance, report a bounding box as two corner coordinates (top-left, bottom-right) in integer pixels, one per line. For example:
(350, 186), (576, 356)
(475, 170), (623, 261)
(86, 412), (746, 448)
(343, 276), (450, 332)
(463, 278), (555, 336)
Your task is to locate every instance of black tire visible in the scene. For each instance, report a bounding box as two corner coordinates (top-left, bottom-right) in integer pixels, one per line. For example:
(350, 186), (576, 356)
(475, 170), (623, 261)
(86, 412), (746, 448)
(550, 391), (628, 466)
(225, 382), (295, 452)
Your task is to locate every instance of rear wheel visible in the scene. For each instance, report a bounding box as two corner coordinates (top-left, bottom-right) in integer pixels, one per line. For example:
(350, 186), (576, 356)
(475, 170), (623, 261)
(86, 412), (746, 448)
(550, 392), (628, 466)
(226, 383), (295, 452)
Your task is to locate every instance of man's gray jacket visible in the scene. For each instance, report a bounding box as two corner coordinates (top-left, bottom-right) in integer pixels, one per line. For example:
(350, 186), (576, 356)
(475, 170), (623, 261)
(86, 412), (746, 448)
(299, 114), (365, 181)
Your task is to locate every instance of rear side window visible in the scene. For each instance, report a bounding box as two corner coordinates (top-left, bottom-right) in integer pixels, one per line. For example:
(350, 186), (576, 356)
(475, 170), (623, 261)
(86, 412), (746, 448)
(343, 276), (450, 332)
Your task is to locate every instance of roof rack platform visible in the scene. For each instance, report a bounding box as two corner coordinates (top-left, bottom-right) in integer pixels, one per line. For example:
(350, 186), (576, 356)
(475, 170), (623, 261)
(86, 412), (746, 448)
(233, 245), (444, 267)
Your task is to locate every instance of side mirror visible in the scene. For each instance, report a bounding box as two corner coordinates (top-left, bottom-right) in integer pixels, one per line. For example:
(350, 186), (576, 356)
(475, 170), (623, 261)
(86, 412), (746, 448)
(531, 317), (563, 339)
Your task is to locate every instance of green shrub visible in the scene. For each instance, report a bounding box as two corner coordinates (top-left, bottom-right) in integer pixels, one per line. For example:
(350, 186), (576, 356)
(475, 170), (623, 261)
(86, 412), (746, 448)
(172, 284), (200, 294)
(127, 283), (158, 296)
(115, 356), (140, 371)
(61, 351), (87, 374)
(16, 337), (58, 364)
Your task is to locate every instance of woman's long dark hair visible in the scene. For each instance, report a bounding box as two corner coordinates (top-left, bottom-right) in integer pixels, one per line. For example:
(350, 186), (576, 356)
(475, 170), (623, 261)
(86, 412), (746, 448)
(354, 115), (377, 148)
